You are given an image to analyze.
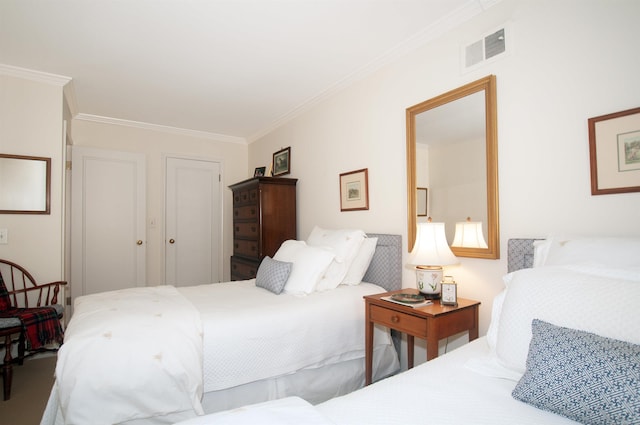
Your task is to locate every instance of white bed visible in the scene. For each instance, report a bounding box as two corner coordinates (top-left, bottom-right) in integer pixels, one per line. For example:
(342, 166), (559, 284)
(41, 231), (403, 425)
(177, 236), (640, 425)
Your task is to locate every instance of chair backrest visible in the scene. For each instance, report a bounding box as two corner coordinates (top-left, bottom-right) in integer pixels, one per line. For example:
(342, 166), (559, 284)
(0, 259), (61, 309)
(0, 270), (10, 311)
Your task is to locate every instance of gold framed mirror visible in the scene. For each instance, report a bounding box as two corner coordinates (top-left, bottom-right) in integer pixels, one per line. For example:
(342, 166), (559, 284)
(406, 75), (499, 259)
(0, 153), (51, 214)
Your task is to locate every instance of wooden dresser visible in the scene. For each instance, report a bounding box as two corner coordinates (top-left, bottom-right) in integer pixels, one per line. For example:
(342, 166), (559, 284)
(229, 177), (297, 280)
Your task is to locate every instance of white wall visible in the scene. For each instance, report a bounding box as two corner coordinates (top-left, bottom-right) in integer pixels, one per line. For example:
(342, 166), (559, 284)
(249, 0), (640, 359)
(0, 74), (66, 286)
(71, 119), (248, 283)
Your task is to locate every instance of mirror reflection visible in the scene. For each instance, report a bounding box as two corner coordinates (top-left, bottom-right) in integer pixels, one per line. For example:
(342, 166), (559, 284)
(406, 75), (499, 259)
(0, 154), (51, 214)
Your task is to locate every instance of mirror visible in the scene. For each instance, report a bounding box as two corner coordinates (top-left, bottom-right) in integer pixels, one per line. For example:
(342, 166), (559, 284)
(0, 154), (51, 214)
(406, 75), (499, 259)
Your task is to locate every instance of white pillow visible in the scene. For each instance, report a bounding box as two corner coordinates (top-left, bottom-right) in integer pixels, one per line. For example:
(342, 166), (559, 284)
(307, 226), (366, 291)
(495, 266), (640, 374)
(532, 239), (552, 267)
(485, 288), (506, 352)
(544, 237), (640, 267)
(341, 237), (377, 285)
(273, 240), (335, 295)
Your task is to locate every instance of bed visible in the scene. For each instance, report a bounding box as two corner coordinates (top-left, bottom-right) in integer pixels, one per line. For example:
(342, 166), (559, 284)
(176, 236), (640, 425)
(41, 230), (403, 425)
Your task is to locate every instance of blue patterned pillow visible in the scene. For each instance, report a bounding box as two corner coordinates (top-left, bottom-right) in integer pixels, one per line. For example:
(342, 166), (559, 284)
(512, 319), (640, 425)
(255, 256), (292, 294)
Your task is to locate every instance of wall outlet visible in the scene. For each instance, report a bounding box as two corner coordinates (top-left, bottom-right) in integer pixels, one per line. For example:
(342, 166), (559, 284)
(0, 228), (7, 244)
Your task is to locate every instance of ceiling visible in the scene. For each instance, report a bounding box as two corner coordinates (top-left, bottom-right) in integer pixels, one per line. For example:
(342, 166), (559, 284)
(0, 1), (496, 142)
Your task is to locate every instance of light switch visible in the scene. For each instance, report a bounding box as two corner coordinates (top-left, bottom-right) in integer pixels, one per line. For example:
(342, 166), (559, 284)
(0, 228), (7, 244)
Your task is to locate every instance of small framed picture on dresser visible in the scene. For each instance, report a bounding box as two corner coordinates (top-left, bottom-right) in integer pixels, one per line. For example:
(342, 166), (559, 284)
(254, 166), (266, 177)
(272, 147), (291, 176)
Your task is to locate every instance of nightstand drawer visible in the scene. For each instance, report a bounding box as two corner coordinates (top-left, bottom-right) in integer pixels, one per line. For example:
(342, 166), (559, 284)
(370, 304), (426, 338)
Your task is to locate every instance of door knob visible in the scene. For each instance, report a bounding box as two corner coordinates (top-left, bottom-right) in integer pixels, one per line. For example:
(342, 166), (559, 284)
(136, 240), (143, 245)
(169, 239), (175, 244)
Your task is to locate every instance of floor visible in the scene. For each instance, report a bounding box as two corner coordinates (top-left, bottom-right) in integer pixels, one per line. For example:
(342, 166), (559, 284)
(0, 355), (56, 425)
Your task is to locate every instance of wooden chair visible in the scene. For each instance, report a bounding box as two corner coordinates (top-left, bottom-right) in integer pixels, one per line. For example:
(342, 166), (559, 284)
(0, 259), (66, 401)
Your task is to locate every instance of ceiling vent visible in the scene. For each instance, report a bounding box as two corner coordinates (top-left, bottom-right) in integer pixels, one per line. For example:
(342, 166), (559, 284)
(462, 25), (510, 71)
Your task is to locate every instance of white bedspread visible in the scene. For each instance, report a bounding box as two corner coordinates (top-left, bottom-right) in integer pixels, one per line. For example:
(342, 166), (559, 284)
(55, 286), (203, 425)
(179, 280), (391, 392)
(316, 338), (578, 425)
(175, 397), (334, 425)
(188, 338), (578, 425)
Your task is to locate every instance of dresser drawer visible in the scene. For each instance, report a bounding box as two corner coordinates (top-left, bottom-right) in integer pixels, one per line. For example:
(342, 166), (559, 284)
(234, 205), (258, 220)
(231, 256), (259, 280)
(234, 221), (259, 239)
(370, 304), (426, 338)
(234, 239), (259, 258)
(233, 188), (259, 206)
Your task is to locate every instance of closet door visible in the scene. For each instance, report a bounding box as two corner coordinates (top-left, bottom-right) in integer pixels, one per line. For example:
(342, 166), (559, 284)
(165, 156), (222, 286)
(71, 147), (146, 304)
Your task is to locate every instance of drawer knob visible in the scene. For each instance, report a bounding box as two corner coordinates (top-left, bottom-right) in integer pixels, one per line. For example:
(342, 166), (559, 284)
(391, 315), (399, 323)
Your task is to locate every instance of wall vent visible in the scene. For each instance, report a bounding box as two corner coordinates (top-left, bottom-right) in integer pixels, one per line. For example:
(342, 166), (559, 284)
(462, 25), (510, 72)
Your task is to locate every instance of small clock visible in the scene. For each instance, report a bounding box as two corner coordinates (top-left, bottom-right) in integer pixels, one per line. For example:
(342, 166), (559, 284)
(441, 277), (457, 306)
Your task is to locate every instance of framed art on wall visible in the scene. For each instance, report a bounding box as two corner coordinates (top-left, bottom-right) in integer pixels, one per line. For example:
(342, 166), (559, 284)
(417, 187), (428, 216)
(340, 168), (369, 211)
(272, 147), (291, 176)
(588, 106), (640, 195)
(0, 153), (51, 214)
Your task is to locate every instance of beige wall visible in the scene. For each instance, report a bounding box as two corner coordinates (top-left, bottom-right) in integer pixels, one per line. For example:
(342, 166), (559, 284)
(0, 74), (66, 286)
(249, 0), (640, 351)
(2, 0), (639, 362)
(70, 119), (248, 283)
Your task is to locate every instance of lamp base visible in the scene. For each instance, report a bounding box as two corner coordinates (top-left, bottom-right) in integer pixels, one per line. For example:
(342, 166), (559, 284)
(415, 266), (443, 298)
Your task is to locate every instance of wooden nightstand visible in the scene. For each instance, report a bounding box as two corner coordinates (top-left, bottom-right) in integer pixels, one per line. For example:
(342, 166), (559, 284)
(364, 288), (480, 385)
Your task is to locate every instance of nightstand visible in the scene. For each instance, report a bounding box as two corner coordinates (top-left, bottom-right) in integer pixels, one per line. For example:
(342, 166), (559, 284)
(364, 288), (480, 385)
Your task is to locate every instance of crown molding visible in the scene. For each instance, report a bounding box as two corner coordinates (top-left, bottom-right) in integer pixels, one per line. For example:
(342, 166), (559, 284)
(74, 114), (247, 144)
(248, 0), (500, 142)
(0, 63), (72, 86)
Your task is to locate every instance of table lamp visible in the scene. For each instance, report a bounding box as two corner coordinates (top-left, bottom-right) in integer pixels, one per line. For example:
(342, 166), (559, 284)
(407, 219), (458, 299)
(452, 217), (488, 249)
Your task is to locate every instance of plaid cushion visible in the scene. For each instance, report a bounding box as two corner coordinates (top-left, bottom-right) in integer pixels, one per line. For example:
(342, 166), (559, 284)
(0, 272), (11, 311)
(0, 307), (64, 350)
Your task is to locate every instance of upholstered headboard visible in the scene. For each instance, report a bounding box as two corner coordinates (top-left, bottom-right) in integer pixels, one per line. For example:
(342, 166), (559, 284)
(362, 236), (537, 291)
(363, 234), (402, 292)
(507, 238), (543, 273)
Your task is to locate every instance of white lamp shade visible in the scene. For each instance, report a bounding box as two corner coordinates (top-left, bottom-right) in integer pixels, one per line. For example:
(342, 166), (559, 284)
(408, 222), (458, 266)
(452, 220), (488, 249)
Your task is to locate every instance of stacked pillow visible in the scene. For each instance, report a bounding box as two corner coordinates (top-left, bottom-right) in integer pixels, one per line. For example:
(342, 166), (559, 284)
(485, 237), (640, 423)
(253, 226), (378, 295)
(306, 226), (366, 291)
(273, 240), (335, 295)
(533, 235), (640, 268)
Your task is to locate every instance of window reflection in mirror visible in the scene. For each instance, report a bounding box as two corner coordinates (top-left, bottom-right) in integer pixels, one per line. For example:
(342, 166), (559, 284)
(0, 154), (51, 214)
(406, 75), (499, 259)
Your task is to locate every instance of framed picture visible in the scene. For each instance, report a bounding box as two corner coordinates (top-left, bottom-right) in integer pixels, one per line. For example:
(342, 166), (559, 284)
(417, 187), (428, 216)
(339, 168), (369, 211)
(272, 147), (291, 176)
(253, 166), (266, 177)
(588, 106), (640, 195)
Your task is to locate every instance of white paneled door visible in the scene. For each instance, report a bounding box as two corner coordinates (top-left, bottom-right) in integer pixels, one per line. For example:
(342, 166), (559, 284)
(165, 157), (222, 286)
(71, 147), (146, 304)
